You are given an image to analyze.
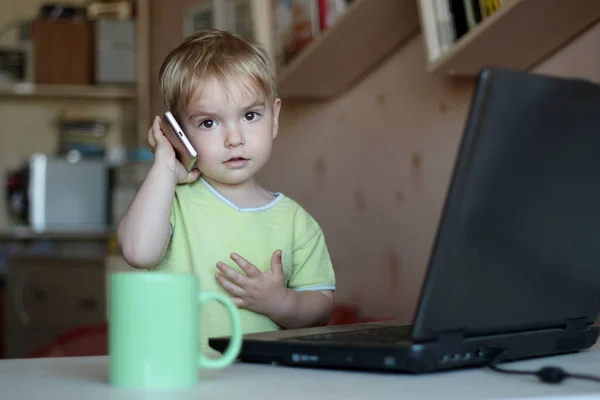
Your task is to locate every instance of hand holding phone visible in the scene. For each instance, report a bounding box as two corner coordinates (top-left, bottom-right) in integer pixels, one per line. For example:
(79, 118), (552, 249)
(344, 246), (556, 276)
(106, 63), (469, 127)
(161, 111), (198, 172)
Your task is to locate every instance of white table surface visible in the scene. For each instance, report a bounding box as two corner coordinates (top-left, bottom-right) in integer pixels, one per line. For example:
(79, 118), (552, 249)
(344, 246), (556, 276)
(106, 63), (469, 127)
(0, 343), (599, 400)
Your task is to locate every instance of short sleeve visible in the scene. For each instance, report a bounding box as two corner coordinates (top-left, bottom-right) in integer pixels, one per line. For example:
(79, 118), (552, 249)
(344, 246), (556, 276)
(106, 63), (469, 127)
(168, 193), (178, 237)
(155, 198), (188, 272)
(169, 205), (176, 236)
(288, 226), (336, 292)
(155, 194), (180, 271)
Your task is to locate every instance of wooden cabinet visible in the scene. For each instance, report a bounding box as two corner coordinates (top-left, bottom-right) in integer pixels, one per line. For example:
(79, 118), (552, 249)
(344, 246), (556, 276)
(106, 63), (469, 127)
(30, 19), (95, 85)
(3, 254), (105, 359)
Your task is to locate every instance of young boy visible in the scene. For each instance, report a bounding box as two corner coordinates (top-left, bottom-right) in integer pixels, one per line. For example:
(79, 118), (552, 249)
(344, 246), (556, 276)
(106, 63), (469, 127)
(117, 29), (336, 354)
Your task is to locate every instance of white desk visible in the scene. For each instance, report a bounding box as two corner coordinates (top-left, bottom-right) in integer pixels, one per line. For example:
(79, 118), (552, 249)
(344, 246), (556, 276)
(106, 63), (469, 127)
(0, 344), (599, 400)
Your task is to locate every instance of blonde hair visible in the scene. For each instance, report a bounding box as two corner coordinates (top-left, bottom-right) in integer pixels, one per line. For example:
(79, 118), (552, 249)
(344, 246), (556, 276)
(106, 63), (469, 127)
(159, 29), (277, 114)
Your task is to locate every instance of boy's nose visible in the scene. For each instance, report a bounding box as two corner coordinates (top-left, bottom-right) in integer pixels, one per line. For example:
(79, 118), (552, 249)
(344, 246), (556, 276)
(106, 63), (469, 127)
(225, 129), (245, 147)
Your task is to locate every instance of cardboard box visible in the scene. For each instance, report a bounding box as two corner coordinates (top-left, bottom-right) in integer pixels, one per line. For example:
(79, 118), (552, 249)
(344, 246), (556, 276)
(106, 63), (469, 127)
(95, 19), (136, 84)
(31, 19), (94, 85)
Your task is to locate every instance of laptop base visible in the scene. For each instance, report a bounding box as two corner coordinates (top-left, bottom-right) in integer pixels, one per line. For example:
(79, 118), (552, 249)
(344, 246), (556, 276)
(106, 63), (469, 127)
(209, 322), (599, 374)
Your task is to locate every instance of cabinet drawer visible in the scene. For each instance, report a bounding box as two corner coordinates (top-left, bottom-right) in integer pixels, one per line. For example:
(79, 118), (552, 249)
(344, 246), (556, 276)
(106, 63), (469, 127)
(5, 254), (106, 358)
(8, 255), (105, 329)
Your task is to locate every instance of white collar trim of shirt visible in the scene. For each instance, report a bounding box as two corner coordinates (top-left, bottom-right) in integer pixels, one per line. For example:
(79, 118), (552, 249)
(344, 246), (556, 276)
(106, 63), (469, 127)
(200, 178), (284, 212)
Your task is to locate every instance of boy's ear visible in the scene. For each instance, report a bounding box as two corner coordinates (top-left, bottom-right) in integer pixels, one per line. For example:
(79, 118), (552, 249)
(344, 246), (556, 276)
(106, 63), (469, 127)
(272, 98), (282, 139)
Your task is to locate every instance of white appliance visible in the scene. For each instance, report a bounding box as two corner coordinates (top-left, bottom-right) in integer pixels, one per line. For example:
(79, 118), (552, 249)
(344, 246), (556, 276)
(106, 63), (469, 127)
(27, 154), (109, 231)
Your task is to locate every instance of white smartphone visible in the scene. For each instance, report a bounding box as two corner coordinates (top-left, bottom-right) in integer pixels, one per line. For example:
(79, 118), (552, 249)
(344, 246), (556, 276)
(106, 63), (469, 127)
(162, 111), (198, 172)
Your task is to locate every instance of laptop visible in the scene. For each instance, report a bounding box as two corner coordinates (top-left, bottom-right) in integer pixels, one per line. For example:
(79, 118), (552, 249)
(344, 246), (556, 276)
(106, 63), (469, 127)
(210, 67), (600, 374)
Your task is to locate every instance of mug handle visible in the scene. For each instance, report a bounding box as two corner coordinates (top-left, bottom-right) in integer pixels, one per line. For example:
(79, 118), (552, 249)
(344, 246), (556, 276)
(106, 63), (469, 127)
(197, 292), (242, 369)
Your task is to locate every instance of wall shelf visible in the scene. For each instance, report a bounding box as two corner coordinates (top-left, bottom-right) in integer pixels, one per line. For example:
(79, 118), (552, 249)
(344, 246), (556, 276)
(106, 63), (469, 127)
(419, 0), (600, 76)
(277, 0), (420, 100)
(0, 226), (115, 240)
(0, 83), (137, 99)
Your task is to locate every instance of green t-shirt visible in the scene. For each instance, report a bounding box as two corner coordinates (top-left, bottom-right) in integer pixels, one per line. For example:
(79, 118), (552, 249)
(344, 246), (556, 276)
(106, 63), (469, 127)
(155, 178), (336, 353)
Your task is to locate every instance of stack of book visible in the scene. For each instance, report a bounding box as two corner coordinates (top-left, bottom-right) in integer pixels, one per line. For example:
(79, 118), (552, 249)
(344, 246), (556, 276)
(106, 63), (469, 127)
(57, 118), (109, 160)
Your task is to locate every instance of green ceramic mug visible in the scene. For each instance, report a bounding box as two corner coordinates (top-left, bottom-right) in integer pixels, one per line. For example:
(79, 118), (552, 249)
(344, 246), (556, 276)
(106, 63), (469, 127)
(108, 272), (242, 389)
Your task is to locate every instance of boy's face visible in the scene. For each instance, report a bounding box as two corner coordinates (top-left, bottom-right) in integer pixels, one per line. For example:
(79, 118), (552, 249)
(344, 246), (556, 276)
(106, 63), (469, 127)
(178, 75), (281, 187)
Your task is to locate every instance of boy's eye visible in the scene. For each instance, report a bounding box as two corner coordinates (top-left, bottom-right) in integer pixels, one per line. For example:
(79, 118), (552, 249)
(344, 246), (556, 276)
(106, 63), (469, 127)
(244, 112), (259, 121)
(200, 119), (215, 129)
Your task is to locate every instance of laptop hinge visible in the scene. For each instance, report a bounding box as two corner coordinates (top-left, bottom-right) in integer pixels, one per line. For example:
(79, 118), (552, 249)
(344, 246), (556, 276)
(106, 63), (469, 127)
(564, 317), (588, 332)
(435, 330), (465, 344)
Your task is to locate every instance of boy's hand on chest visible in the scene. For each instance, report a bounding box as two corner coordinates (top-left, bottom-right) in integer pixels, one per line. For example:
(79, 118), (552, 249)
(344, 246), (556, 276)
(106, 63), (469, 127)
(215, 250), (289, 317)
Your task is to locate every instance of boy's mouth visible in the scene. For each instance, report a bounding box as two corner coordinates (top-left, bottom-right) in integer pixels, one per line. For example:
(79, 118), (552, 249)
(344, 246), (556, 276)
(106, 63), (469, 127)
(224, 156), (250, 168)
(225, 156), (248, 163)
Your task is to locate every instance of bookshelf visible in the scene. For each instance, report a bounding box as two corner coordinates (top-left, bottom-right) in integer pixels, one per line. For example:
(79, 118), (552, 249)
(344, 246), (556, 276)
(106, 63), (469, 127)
(0, 83), (137, 99)
(418, 0), (600, 76)
(277, 0), (420, 99)
(136, 0), (151, 143)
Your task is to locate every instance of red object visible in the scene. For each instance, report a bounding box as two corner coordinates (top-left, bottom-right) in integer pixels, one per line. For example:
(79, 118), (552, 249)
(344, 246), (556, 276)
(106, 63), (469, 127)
(31, 324), (108, 358)
(31, 304), (393, 358)
(318, 0), (328, 31)
(327, 304), (393, 326)
(327, 304), (360, 325)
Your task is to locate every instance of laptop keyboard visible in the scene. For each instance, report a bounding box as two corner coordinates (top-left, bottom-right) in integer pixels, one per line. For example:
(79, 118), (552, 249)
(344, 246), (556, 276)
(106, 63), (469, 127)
(292, 326), (412, 344)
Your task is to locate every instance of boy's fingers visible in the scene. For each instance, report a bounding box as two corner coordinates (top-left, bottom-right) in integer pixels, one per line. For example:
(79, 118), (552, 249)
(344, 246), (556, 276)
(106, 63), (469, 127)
(215, 273), (245, 297)
(180, 168), (200, 184)
(230, 253), (261, 278)
(148, 116), (161, 147)
(187, 168), (201, 181)
(147, 130), (156, 148)
(231, 297), (246, 308)
(270, 250), (283, 275)
(217, 261), (249, 286)
(153, 120), (166, 143)
(149, 117), (169, 147)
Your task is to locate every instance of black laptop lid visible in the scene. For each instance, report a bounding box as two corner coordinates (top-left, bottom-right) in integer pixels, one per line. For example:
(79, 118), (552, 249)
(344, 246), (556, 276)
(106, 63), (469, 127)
(412, 68), (600, 342)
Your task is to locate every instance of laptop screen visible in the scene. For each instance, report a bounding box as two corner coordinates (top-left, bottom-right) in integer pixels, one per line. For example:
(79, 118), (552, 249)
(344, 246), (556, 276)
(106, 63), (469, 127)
(413, 68), (600, 341)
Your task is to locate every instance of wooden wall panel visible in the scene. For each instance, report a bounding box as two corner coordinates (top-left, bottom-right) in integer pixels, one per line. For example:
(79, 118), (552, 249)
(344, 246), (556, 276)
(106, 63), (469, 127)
(258, 23), (600, 320)
(130, 0), (600, 321)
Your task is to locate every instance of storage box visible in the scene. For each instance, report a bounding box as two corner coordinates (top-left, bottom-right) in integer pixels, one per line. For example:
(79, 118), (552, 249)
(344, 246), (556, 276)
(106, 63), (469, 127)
(95, 19), (136, 84)
(30, 19), (94, 85)
(0, 44), (33, 83)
